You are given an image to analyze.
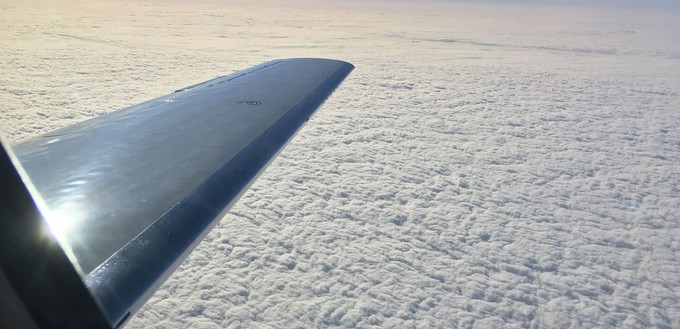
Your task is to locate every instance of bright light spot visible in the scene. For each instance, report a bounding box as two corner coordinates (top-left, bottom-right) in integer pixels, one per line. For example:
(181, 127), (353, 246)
(42, 204), (84, 275)
(44, 209), (74, 247)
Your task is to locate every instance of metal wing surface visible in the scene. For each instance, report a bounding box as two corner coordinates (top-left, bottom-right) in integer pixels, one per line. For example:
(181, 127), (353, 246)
(6, 58), (353, 328)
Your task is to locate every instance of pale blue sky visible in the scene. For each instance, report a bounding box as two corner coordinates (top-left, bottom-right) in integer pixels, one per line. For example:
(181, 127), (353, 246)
(423, 0), (680, 10)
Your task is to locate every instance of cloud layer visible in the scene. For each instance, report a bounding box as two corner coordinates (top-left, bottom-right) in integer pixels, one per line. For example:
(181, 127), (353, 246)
(1, 1), (679, 328)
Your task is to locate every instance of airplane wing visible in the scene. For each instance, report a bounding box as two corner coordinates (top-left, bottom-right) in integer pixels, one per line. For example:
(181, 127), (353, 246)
(0, 58), (353, 329)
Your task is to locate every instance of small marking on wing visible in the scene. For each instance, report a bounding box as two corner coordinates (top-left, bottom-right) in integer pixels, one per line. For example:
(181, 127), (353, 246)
(238, 100), (263, 105)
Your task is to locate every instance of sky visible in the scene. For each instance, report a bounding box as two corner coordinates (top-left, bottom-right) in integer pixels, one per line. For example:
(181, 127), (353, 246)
(450, 0), (680, 10)
(1, 0), (679, 328)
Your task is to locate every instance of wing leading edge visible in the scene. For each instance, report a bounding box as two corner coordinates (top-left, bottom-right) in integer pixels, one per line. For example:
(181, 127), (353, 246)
(4, 58), (353, 328)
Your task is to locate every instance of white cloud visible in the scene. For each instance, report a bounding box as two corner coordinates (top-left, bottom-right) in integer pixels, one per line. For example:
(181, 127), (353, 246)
(1, 0), (679, 328)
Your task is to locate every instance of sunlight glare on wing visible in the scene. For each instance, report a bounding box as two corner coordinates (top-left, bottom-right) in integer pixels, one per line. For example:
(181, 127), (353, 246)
(43, 203), (84, 275)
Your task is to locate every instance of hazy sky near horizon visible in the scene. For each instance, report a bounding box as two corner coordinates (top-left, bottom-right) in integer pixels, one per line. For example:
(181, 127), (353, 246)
(439, 0), (680, 10)
(1, 0), (679, 328)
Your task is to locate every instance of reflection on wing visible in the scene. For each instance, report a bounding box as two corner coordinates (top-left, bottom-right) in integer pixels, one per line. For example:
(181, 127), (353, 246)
(3, 58), (353, 328)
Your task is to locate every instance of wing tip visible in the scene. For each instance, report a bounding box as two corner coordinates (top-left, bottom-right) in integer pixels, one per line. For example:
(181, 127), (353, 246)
(275, 57), (354, 71)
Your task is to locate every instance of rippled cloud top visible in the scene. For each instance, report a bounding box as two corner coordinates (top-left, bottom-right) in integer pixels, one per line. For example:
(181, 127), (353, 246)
(1, 0), (679, 328)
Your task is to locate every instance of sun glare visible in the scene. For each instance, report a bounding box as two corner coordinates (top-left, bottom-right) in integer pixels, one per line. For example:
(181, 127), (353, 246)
(44, 209), (73, 245)
(43, 204), (84, 275)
